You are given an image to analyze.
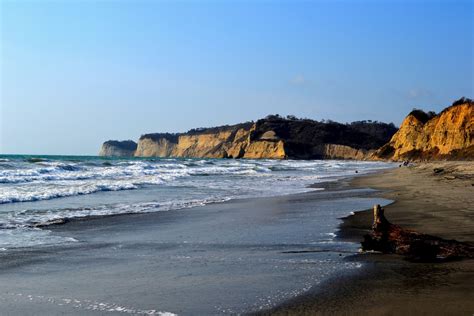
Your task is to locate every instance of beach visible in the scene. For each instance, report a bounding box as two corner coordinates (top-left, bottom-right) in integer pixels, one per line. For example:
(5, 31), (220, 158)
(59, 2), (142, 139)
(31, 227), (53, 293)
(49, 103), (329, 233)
(0, 159), (473, 315)
(264, 162), (474, 315)
(0, 157), (393, 315)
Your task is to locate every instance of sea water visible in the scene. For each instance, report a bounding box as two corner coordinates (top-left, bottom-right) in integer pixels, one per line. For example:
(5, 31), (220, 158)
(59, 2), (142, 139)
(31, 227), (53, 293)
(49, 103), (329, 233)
(0, 155), (392, 250)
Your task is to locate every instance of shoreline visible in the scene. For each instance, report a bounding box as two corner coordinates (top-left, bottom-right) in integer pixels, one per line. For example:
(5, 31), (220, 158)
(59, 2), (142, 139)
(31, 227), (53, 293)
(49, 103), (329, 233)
(261, 161), (474, 315)
(2, 162), (472, 314)
(0, 170), (390, 315)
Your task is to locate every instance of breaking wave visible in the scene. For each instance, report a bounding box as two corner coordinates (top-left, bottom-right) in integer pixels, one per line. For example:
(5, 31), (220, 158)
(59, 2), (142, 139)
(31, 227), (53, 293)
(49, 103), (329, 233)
(0, 158), (392, 204)
(0, 155), (394, 249)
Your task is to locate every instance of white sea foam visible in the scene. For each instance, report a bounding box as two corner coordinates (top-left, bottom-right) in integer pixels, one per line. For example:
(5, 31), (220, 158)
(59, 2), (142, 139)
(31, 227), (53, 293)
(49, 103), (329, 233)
(2, 197), (231, 230)
(8, 293), (177, 315)
(0, 227), (79, 249)
(0, 160), (394, 199)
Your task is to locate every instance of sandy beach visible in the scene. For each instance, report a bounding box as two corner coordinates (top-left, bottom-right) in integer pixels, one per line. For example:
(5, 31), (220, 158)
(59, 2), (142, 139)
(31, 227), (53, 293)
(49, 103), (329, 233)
(264, 162), (474, 315)
(0, 161), (473, 315)
(0, 174), (390, 315)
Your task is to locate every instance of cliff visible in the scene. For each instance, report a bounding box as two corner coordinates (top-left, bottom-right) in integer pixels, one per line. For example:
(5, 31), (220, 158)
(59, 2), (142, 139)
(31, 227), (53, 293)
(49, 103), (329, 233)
(125, 117), (397, 159)
(99, 140), (137, 157)
(374, 98), (474, 161)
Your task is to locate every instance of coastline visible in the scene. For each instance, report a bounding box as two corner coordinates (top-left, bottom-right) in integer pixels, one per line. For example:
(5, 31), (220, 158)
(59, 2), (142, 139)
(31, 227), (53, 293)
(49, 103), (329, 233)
(262, 161), (474, 315)
(0, 170), (390, 315)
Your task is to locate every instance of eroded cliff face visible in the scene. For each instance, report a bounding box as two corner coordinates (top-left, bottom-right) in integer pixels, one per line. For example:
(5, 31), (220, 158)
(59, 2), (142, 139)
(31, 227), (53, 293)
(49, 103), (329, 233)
(128, 117), (396, 159)
(99, 140), (137, 157)
(323, 144), (373, 160)
(134, 135), (178, 157)
(243, 140), (286, 159)
(374, 101), (474, 161)
(174, 131), (238, 158)
(134, 124), (288, 159)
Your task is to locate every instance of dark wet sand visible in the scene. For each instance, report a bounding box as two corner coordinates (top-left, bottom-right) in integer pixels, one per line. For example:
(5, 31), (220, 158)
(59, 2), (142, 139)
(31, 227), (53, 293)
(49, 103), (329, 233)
(0, 183), (390, 315)
(262, 162), (474, 315)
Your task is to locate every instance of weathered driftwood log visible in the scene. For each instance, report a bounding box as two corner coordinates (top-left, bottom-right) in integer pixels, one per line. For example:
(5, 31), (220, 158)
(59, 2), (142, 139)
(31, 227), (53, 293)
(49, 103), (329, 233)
(361, 205), (474, 261)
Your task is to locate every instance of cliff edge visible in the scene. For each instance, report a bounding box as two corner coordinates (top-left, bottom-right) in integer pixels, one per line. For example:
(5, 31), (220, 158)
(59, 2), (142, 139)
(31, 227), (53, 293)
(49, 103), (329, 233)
(374, 98), (474, 161)
(101, 116), (396, 159)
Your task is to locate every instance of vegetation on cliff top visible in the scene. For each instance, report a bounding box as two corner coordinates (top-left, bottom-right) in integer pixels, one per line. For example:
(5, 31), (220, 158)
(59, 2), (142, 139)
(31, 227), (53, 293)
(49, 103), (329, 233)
(252, 115), (397, 151)
(139, 133), (179, 143)
(103, 140), (137, 151)
(408, 109), (437, 124)
(408, 97), (473, 124)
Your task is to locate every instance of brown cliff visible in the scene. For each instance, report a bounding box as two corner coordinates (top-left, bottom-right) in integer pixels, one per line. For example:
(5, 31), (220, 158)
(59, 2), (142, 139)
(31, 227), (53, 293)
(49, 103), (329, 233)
(128, 116), (396, 159)
(374, 98), (474, 161)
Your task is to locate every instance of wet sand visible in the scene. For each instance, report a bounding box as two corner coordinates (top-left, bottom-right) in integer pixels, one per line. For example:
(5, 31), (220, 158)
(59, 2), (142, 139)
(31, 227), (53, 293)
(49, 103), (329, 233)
(263, 162), (474, 315)
(0, 183), (390, 315)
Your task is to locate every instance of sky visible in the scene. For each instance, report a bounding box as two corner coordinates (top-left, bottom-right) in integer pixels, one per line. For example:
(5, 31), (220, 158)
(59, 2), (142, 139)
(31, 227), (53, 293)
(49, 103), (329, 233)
(1, 0), (473, 155)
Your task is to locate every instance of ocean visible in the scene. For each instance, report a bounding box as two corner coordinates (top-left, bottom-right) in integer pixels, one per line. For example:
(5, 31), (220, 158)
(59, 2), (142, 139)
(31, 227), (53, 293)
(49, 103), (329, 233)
(0, 155), (394, 314)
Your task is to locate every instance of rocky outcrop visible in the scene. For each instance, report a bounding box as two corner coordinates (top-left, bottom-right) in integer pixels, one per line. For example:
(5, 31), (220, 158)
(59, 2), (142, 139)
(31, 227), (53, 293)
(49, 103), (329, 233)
(99, 140), (137, 157)
(374, 98), (474, 161)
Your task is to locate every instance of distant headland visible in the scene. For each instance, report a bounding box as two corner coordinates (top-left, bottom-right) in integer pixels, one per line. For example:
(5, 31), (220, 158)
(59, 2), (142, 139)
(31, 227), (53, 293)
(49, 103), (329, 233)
(100, 97), (473, 161)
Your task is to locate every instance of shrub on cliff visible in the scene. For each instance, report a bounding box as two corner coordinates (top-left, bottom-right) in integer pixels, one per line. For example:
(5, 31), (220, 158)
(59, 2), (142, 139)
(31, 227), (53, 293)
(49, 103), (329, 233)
(452, 97), (473, 106)
(187, 122), (253, 135)
(139, 133), (179, 143)
(253, 117), (398, 152)
(103, 140), (137, 151)
(408, 109), (437, 124)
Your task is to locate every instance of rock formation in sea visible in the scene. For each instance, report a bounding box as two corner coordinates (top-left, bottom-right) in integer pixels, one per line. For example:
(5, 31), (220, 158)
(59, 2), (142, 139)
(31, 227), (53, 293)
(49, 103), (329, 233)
(374, 97), (474, 161)
(99, 140), (137, 157)
(99, 116), (397, 159)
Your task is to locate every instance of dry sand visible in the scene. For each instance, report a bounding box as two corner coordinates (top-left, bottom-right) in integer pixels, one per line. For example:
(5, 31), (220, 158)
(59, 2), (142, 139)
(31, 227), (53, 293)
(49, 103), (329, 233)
(351, 161), (474, 242)
(262, 162), (474, 315)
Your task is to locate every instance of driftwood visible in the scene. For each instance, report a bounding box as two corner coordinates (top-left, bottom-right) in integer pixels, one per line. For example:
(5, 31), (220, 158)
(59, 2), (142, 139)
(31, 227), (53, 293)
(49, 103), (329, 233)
(361, 205), (474, 261)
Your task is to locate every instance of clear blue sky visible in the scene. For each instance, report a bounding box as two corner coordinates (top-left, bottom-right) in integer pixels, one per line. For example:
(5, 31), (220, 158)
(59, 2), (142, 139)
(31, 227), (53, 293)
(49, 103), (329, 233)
(1, 0), (473, 155)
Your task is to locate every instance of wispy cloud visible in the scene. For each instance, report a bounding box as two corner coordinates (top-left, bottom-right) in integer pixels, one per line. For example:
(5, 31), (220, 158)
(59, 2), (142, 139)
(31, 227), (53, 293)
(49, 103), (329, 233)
(290, 75), (309, 86)
(406, 88), (434, 100)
